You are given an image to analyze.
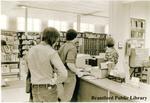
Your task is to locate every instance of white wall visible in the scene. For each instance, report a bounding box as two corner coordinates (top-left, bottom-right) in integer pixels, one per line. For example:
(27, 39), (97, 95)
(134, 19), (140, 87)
(130, 2), (147, 19)
(109, 1), (130, 80)
(109, 1), (150, 82)
(145, 3), (150, 55)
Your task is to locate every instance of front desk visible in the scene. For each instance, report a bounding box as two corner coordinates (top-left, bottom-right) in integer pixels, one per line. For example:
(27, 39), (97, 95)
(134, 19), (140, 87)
(77, 76), (150, 102)
(76, 54), (150, 102)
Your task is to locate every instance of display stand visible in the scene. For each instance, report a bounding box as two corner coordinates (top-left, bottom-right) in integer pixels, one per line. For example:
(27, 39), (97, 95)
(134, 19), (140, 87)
(54, 31), (107, 55)
(1, 61), (20, 79)
(17, 32), (40, 58)
(1, 30), (21, 83)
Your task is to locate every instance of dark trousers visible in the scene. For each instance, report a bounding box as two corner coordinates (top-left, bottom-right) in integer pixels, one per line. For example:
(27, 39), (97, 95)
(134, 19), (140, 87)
(26, 70), (33, 102)
(29, 88), (33, 102)
(71, 76), (80, 102)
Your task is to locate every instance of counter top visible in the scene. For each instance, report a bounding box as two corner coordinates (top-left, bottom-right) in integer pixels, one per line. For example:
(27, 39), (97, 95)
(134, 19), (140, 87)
(81, 76), (150, 101)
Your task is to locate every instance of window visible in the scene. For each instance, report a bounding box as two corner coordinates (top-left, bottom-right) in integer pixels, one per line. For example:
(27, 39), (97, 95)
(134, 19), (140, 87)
(27, 18), (32, 32)
(89, 24), (95, 32)
(33, 19), (41, 32)
(17, 17), (25, 31)
(17, 17), (41, 32)
(73, 22), (77, 31)
(48, 20), (54, 27)
(48, 20), (68, 31)
(105, 24), (109, 34)
(0, 15), (8, 30)
(61, 21), (68, 31)
(73, 22), (95, 32)
(54, 21), (60, 31)
(81, 23), (88, 32)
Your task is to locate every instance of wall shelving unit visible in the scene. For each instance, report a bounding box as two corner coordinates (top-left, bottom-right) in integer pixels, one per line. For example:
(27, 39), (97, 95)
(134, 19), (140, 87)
(54, 31), (107, 55)
(1, 30), (20, 79)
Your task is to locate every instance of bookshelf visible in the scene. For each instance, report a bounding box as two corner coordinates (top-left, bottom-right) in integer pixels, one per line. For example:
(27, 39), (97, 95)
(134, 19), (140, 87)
(1, 30), (20, 79)
(16, 32), (40, 58)
(79, 32), (107, 55)
(54, 31), (107, 55)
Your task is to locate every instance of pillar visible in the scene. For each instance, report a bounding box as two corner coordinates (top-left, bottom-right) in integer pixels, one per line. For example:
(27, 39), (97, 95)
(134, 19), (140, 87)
(109, 1), (131, 82)
(77, 15), (81, 32)
(25, 7), (28, 35)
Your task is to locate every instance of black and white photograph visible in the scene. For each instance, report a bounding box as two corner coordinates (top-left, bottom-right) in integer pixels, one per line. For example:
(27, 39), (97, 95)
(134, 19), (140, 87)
(1, 0), (150, 102)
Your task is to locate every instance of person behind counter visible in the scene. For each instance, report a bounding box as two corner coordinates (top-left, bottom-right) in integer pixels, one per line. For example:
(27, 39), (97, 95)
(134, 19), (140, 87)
(58, 29), (84, 102)
(26, 27), (68, 102)
(105, 35), (119, 73)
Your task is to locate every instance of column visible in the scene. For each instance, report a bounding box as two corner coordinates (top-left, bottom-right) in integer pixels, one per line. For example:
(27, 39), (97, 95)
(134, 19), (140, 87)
(109, 1), (131, 82)
(77, 15), (81, 32)
(25, 7), (28, 35)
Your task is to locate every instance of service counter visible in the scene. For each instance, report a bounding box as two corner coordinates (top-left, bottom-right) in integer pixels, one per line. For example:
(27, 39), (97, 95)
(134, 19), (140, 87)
(77, 76), (150, 102)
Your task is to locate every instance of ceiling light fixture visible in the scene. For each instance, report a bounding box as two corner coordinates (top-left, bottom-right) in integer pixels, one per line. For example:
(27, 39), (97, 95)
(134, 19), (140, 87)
(17, 4), (27, 9)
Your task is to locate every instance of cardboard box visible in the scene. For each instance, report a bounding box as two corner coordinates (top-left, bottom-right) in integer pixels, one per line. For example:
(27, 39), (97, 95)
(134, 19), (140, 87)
(90, 67), (108, 79)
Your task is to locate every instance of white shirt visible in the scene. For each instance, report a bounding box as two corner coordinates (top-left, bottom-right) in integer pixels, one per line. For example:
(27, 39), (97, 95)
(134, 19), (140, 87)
(26, 41), (67, 84)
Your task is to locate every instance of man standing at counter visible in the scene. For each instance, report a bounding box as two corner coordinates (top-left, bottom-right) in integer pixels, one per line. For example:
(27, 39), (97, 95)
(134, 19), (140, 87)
(58, 29), (83, 102)
(26, 27), (68, 102)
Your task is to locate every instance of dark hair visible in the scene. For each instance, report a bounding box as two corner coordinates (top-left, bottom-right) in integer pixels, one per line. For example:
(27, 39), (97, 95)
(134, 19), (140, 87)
(106, 36), (115, 47)
(107, 43), (114, 47)
(1, 40), (7, 46)
(66, 29), (77, 41)
(42, 27), (60, 46)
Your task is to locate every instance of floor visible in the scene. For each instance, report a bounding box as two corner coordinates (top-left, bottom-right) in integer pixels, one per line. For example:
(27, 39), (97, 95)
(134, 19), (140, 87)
(1, 79), (30, 102)
(1, 60), (30, 102)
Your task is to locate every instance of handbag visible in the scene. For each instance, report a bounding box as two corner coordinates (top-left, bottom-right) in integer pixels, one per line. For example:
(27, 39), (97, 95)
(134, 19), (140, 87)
(26, 70), (32, 93)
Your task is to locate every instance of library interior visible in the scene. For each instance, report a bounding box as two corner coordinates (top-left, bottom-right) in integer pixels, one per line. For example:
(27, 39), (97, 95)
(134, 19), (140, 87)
(1, 0), (150, 102)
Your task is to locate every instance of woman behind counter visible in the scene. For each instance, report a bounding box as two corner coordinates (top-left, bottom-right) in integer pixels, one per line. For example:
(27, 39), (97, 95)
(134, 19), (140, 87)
(26, 27), (68, 102)
(105, 36), (119, 73)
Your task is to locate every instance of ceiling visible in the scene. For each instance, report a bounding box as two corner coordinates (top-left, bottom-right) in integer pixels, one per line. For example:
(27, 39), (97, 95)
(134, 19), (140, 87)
(1, 0), (110, 25)
(2, 0), (109, 16)
(1, 0), (149, 25)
